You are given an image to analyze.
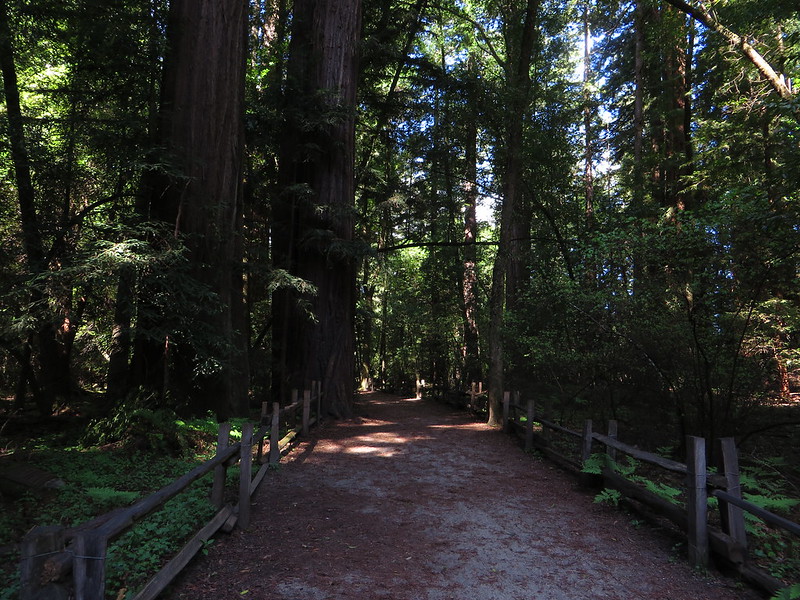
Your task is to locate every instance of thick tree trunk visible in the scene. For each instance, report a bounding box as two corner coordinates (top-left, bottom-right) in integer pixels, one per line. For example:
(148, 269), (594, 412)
(487, 0), (540, 426)
(273, 0), (362, 417)
(132, 0), (249, 418)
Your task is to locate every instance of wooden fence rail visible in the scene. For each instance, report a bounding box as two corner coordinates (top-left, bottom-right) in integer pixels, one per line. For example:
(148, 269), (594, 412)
(499, 391), (798, 596)
(19, 382), (322, 600)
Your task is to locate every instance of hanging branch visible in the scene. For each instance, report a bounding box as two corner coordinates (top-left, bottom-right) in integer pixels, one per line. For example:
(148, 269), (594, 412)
(661, 0), (793, 100)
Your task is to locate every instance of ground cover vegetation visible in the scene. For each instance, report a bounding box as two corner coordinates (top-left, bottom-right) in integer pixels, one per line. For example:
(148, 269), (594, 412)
(0, 0), (799, 595)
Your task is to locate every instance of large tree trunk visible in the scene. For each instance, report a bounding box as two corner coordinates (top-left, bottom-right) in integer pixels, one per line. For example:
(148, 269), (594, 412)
(273, 0), (362, 417)
(487, 0), (540, 426)
(132, 0), (249, 418)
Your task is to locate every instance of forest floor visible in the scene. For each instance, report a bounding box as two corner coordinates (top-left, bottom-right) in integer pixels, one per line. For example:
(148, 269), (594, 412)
(167, 392), (762, 600)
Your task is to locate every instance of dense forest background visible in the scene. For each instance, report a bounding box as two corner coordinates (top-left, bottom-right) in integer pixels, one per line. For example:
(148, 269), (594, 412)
(1, 0), (799, 456)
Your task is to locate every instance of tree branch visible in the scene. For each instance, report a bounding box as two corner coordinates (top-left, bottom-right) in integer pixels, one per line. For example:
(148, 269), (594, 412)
(661, 0), (793, 100)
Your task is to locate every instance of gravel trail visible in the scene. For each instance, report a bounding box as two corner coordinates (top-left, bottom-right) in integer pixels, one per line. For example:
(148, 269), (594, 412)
(168, 392), (759, 600)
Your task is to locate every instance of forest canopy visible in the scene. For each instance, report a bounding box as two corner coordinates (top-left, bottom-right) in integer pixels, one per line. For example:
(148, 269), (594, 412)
(0, 0), (798, 451)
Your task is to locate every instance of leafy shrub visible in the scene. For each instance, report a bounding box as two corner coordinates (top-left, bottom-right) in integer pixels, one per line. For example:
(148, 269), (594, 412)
(81, 391), (191, 455)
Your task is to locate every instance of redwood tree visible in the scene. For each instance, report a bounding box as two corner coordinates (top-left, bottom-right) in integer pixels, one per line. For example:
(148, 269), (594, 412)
(272, 0), (363, 416)
(131, 0), (249, 418)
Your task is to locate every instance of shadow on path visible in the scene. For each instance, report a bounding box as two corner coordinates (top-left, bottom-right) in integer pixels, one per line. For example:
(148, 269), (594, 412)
(168, 392), (757, 600)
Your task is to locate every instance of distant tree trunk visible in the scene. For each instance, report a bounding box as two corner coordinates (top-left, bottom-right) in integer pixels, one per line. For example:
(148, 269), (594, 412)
(583, 0), (594, 229)
(132, 0), (249, 418)
(461, 54), (481, 386)
(0, 0), (71, 413)
(106, 266), (134, 401)
(632, 0), (645, 206)
(273, 0), (362, 417)
(487, 0), (540, 426)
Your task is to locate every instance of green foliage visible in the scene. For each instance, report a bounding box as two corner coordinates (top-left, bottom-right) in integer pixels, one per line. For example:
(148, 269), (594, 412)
(105, 479), (215, 598)
(582, 453), (637, 477)
(738, 458), (800, 581)
(772, 584), (800, 600)
(0, 416), (224, 598)
(81, 391), (191, 454)
(85, 487), (140, 510)
(594, 488), (622, 506)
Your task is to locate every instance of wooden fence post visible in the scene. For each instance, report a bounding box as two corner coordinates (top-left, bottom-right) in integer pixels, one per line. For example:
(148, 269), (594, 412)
(686, 436), (709, 568)
(270, 402), (280, 464)
(20, 526), (67, 600)
(238, 424), (254, 529)
(606, 420), (618, 465)
(717, 437), (748, 565)
(579, 420), (594, 487)
(73, 531), (107, 600)
(525, 399), (534, 452)
(470, 382), (476, 411)
(581, 420), (593, 464)
(211, 423), (231, 509)
(502, 392), (510, 432)
(290, 389), (298, 428)
(302, 389), (311, 436)
(315, 380), (322, 421)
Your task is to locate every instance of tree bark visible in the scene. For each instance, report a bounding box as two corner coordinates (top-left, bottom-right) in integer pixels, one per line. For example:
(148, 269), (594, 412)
(273, 0), (362, 417)
(132, 0), (250, 418)
(487, 0), (540, 426)
(461, 53), (481, 386)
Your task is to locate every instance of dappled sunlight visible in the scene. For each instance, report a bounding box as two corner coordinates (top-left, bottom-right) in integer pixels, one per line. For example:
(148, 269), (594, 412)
(427, 422), (488, 432)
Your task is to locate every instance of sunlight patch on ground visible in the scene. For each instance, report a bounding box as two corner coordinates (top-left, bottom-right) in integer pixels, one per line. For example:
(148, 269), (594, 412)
(345, 445), (399, 457)
(428, 422), (488, 432)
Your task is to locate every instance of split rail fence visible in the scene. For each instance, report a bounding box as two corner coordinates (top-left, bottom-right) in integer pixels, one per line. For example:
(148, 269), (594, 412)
(19, 382), (322, 600)
(499, 391), (799, 595)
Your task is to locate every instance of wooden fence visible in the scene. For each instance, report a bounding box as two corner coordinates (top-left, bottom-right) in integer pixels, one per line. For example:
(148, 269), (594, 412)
(501, 392), (799, 596)
(18, 382), (322, 600)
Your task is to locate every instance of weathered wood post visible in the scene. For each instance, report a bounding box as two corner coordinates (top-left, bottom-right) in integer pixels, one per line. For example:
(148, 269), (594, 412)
(470, 381), (476, 411)
(525, 399), (534, 452)
(238, 423), (254, 529)
(717, 437), (748, 566)
(302, 389), (311, 436)
(290, 389), (299, 428)
(211, 423), (231, 509)
(314, 380), (322, 421)
(502, 391), (510, 432)
(606, 420), (618, 465)
(269, 402), (280, 464)
(686, 436), (709, 568)
(579, 420), (594, 487)
(20, 526), (68, 600)
(581, 420), (593, 463)
(73, 530), (108, 600)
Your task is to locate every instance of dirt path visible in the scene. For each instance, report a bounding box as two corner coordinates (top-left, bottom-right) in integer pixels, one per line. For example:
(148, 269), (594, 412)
(168, 392), (759, 600)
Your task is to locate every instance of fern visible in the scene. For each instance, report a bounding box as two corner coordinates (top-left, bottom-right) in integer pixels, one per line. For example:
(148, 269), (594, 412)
(772, 584), (800, 600)
(594, 488), (622, 506)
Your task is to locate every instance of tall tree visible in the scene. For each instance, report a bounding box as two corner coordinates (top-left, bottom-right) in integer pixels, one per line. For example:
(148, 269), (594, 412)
(272, 0), (363, 416)
(131, 0), (249, 418)
(487, 0), (541, 425)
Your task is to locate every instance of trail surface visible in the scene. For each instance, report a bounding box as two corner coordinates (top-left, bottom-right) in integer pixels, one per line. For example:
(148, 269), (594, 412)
(169, 392), (758, 600)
